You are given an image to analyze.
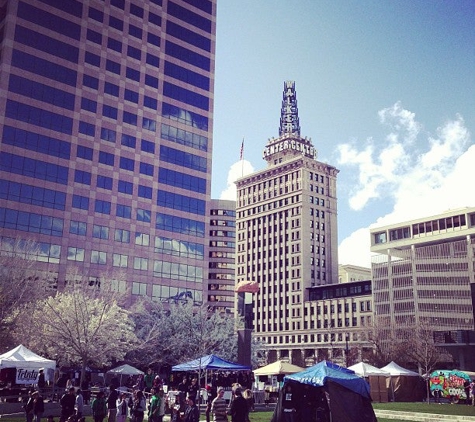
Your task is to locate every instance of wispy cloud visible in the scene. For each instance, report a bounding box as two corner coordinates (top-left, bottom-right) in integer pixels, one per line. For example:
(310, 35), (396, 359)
(337, 102), (472, 267)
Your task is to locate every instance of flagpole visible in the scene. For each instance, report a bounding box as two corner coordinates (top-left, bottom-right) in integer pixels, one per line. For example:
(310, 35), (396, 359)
(240, 138), (244, 177)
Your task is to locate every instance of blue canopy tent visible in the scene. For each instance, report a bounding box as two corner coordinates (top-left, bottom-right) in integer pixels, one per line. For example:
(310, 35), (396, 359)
(172, 354), (251, 372)
(172, 355), (251, 402)
(271, 361), (377, 422)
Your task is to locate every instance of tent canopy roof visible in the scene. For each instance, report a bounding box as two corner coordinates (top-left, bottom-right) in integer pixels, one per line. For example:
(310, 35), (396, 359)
(348, 362), (390, 377)
(284, 360), (371, 399)
(380, 361), (420, 376)
(0, 345), (56, 370)
(254, 360), (304, 376)
(172, 354), (250, 372)
(107, 364), (144, 376)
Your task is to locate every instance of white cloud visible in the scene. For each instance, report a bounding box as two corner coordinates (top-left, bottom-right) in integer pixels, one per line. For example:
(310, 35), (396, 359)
(338, 104), (472, 268)
(219, 160), (255, 200)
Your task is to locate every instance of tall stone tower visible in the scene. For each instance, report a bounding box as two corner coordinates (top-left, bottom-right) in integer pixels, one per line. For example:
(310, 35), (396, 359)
(235, 81), (339, 363)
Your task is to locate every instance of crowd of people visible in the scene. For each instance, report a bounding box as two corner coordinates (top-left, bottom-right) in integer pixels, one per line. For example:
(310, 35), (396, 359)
(22, 368), (259, 422)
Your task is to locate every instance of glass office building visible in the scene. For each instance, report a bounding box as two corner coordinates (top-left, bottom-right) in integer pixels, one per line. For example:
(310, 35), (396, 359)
(0, 0), (216, 304)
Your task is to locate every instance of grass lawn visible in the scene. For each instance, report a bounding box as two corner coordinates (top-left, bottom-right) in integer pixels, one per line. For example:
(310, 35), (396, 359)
(1, 403), (474, 422)
(373, 401), (475, 417)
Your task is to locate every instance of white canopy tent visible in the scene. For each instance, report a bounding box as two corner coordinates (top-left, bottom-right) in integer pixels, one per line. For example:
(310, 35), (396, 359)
(254, 360), (304, 376)
(0, 345), (56, 384)
(348, 362), (390, 377)
(380, 361), (425, 402)
(106, 364), (144, 386)
(348, 362), (390, 403)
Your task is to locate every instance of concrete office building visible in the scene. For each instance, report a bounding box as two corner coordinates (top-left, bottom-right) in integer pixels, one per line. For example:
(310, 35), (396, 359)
(371, 207), (475, 368)
(0, 0), (216, 304)
(235, 81), (341, 364)
(338, 264), (371, 283)
(208, 199), (236, 314)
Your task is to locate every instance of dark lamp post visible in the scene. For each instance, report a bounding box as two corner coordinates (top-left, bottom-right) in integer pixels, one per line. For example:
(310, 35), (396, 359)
(345, 333), (350, 367)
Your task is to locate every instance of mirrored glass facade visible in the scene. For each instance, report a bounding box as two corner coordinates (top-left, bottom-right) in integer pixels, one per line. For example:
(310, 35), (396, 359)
(0, 0), (216, 304)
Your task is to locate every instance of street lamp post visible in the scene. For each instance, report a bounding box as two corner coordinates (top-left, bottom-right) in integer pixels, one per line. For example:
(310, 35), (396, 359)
(345, 333), (350, 367)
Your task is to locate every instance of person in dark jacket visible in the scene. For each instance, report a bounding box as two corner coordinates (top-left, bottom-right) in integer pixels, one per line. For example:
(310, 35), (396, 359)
(281, 384), (296, 422)
(33, 391), (45, 422)
(60, 388), (76, 422)
(92, 391), (107, 422)
(229, 388), (247, 422)
(183, 395), (199, 422)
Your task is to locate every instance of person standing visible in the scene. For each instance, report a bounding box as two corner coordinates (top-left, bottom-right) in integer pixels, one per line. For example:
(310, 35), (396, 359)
(37, 370), (46, 393)
(177, 377), (188, 404)
(107, 386), (119, 422)
(148, 389), (161, 422)
(183, 395), (199, 422)
(210, 388), (227, 422)
(60, 387), (76, 422)
(170, 395), (183, 422)
(187, 379), (199, 404)
(144, 369), (154, 393)
(32, 391), (45, 422)
(132, 391), (146, 422)
(157, 389), (166, 422)
(281, 384), (296, 422)
(229, 388), (247, 422)
(92, 391), (107, 422)
(75, 389), (84, 419)
(205, 385), (216, 422)
(242, 389), (254, 422)
(24, 390), (35, 422)
(116, 393), (128, 422)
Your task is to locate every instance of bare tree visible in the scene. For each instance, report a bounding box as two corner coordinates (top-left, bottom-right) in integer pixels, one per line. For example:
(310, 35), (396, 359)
(366, 319), (407, 367)
(14, 272), (137, 385)
(0, 237), (48, 351)
(399, 322), (453, 403)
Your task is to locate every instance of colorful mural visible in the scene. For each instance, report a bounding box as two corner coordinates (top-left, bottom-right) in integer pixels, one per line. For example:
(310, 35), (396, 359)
(429, 370), (471, 401)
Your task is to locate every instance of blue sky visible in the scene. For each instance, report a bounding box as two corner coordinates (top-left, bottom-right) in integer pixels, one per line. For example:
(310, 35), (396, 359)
(211, 0), (475, 268)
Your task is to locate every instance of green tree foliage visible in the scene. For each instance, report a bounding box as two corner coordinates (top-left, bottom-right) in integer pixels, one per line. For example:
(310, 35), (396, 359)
(128, 299), (238, 368)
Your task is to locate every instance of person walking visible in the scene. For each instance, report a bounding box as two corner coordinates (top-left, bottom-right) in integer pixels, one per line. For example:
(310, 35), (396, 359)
(229, 388), (247, 422)
(210, 388), (227, 422)
(92, 391), (107, 422)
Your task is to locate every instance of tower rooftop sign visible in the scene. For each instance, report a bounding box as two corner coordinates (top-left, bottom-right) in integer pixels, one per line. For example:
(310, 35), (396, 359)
(279, 80), (300, 136)
(263, 81), (317, 163)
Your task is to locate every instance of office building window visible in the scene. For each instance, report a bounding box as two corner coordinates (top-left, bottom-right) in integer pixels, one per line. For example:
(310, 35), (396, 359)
(70, 221), (87, 236)
(91, 250), (107, 264)
(118, 180), (133, 195)
(137, 209), (151, 222)
(115, 228), (130, 243)
(113, 253), (128, 268)
(117, 204), (132, 219)
(72, 195), (89, 210)
(95, 199), (111, 215)
(68, 247), (85, 261)
(93, 224), (109, 240)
